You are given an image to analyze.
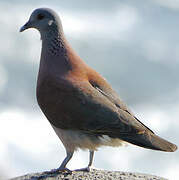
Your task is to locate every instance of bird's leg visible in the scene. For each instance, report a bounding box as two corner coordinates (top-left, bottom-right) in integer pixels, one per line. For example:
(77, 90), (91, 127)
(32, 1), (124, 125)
(75, 150), (94, 172)
(45, 151), (74, 174)
(88, 150), (94, 168)
(57, 151), (74, 171)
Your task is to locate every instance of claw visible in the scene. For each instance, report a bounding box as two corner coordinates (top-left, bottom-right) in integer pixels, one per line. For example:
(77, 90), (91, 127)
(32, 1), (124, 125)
(44, 167), (72, 175)
(75, 166), (92, 172)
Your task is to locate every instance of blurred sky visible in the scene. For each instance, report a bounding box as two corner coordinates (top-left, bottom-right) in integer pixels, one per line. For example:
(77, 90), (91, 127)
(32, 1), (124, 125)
(0, 0), (179, 179)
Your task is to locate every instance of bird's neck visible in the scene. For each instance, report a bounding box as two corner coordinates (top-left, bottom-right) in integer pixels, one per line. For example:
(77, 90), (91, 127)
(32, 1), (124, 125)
(41, 28), (67, 57)
(40, 28), (89, 79)
(40, 28), (72, 74)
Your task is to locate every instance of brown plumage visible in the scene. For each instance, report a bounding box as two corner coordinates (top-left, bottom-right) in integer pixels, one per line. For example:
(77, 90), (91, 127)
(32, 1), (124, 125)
(20, 8), (177, 172)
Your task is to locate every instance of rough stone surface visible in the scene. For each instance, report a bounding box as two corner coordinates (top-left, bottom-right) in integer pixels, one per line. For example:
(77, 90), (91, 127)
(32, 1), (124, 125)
(11, 169), (168, 180)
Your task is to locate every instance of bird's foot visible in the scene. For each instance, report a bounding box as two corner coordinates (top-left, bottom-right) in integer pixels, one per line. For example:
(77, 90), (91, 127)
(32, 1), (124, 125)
(32, 167), (72, 180)
(44, 167), (72, 175)
(74, 166), (93, 172)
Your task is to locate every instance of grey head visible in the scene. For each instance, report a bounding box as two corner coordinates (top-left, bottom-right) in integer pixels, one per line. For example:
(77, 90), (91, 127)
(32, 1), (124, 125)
(20, 8), (63, 38)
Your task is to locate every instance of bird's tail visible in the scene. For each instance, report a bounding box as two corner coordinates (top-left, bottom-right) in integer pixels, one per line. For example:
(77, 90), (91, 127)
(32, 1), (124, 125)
(121, 132), (177, 152)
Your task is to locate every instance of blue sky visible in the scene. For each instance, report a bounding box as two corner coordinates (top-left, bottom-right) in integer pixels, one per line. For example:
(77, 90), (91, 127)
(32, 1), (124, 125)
(0, 0), (179, 179)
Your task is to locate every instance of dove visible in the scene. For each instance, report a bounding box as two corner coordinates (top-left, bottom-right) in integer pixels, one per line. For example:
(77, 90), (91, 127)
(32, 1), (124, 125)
(20, 8), (177, 173)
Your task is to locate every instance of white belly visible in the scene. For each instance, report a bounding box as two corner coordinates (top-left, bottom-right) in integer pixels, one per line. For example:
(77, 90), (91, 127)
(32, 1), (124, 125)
(51, 124), (127, 152)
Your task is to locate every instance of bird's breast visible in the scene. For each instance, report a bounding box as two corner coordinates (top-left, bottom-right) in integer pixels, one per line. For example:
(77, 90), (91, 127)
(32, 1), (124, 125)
(36, 75), (76, 129)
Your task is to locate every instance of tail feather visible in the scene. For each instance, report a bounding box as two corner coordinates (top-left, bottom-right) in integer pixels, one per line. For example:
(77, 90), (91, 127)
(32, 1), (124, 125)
(120, 132), (177, 152)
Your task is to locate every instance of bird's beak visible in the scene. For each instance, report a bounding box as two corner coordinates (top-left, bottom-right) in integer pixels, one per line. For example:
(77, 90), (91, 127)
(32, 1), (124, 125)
(19, 21), (32, 32)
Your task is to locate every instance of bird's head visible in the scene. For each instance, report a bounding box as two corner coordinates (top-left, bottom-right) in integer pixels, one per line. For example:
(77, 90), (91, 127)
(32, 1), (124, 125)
(20, 8), (62, 34)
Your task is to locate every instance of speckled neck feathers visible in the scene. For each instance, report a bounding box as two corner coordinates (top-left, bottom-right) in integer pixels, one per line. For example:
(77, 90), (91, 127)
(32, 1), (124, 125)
(41, 26), (67, 57)
(39, 19), (74, 75)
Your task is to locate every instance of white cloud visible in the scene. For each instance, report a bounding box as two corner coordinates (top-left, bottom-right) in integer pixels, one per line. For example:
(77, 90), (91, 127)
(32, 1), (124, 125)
(0, 3), (40, 64)
(165, 163), (179, 180)
(115, 6), (139, 33)
(0, 109), (56, 152)
(0, 109), (58, 177)
(61, 5), (139, 40)
(154, 0), (179, 9)
(142, 39), (169, 63)
(0, 65), (8, 94)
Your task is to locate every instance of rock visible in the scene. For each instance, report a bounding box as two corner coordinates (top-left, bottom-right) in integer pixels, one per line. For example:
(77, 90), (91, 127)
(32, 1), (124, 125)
(10, 169), (167, 180)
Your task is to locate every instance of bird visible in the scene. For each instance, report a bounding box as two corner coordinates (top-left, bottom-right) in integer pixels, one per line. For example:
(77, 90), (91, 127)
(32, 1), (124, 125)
(20, 8), (177, 173)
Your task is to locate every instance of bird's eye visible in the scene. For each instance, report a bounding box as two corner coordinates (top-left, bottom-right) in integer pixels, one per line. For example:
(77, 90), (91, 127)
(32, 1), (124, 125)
(37, 14), (44, 20)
